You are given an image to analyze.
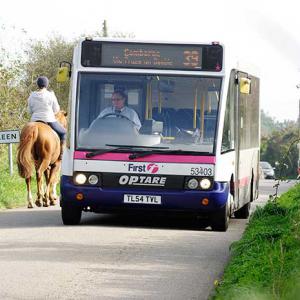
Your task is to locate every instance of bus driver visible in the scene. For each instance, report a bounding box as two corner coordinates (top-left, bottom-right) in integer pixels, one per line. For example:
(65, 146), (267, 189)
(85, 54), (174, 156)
(97, 90), (141, 130)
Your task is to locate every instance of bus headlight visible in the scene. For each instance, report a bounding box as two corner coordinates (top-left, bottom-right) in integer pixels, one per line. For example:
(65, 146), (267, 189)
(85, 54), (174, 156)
(199, 178), (212, 190)
(74, 173), (87, 185)
(88, 174), (99, 185)
(187, 178), (199, 189)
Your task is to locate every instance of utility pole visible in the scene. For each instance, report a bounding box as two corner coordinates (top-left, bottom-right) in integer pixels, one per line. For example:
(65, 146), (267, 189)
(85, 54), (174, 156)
(102, 20), (108, 37)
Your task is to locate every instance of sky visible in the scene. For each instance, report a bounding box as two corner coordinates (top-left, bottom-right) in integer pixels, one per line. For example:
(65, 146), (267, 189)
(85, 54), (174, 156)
(1, 0), (300, 122)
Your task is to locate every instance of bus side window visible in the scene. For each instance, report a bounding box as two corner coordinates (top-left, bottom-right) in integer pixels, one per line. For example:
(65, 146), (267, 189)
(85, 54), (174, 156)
(222, 72), (235, 152)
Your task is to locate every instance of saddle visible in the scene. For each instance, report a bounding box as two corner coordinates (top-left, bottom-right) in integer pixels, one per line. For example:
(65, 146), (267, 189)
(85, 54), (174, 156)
(34, 121), (60, 139)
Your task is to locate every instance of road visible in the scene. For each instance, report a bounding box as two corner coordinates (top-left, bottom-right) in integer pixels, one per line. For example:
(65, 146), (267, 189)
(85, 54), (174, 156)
(0, 180), (295, 300)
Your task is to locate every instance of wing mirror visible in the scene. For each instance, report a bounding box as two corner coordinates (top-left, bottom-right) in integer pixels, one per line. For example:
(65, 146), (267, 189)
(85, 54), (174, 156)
(56, 61), (72, 83)
(239, 77), (251, 94)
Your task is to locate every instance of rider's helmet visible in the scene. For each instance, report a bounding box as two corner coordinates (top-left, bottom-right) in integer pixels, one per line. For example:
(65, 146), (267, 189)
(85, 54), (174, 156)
(37, 76), (49, 88)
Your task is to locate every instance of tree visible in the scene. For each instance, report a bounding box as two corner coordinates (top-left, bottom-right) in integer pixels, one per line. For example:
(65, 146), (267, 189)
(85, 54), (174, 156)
(21, 35), (74, 110)
(260, 123), (298, 178)
(0, 62), (27, 131)
(0, 23), (28, 132)
(261, 110), (281, 137)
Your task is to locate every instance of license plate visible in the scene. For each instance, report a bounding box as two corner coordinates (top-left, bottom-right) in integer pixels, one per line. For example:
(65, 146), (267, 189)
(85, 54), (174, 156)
(124, 194), (161, 205)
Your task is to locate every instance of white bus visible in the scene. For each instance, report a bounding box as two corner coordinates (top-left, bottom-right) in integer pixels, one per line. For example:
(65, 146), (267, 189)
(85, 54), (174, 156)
(58, 38), (260, 231)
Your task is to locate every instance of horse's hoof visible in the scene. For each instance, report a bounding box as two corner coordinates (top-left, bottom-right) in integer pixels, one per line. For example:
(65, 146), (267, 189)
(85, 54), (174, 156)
(28, 203), (34, 209)
(43, 202), (49, 207)
(50, 200), (56, 206)
(35, 201), (42, 207)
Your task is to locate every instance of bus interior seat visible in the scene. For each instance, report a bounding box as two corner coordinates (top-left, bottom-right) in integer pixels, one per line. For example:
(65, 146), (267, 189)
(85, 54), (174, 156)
(152, 107), (176, 136)
(203, 110), (217, 138)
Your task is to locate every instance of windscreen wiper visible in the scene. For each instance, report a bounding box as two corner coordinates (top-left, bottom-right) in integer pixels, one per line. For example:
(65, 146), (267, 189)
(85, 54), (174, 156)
(86, 147), (126, 158)
(85, 144), (169, 158)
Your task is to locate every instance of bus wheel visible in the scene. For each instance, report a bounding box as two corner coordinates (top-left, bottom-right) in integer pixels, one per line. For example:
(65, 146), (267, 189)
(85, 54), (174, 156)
(234, 202), (251, 219)
(211, 201), (229, 232)
(61, 204), (82, 225)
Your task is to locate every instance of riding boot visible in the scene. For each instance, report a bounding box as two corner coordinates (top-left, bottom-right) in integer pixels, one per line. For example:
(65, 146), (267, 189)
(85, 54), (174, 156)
(58, 140), (66, 160)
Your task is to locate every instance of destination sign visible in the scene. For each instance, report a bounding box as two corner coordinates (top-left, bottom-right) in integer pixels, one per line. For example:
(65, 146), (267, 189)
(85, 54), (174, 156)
(102, 43), (202, 70)
(81, 40), (223, 71)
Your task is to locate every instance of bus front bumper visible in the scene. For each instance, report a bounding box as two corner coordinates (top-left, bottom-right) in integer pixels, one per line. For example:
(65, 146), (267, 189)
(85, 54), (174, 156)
(60, 176), (229, 214)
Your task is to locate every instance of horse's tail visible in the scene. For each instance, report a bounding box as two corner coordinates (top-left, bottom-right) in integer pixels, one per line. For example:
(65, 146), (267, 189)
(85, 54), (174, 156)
(17, 124), (38, 178)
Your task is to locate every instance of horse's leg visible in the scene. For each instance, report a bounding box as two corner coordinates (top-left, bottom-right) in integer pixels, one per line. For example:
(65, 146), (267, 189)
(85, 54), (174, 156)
(25, 177), (34, 208)
(34, 161), (42, 207)
(50, 162), (61, 205)
(36, 159), (51, 207)
(50, 181), (58, 206)
(43, 167), (51, 204)
(35, 170), (43, 207)
(48, 162), (61, 206)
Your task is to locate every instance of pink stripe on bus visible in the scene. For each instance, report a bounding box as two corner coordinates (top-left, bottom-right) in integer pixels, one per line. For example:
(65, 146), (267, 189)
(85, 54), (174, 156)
(238, 176), (250, 188)
(74, 151), (216, 164)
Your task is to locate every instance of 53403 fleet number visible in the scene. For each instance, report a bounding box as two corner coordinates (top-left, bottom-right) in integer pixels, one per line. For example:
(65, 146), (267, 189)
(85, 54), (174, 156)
(190, 167), (213, 176)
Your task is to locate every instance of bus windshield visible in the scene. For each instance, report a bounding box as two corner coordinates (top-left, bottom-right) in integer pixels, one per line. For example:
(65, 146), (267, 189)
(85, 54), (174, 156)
(76, 73), (221, 154)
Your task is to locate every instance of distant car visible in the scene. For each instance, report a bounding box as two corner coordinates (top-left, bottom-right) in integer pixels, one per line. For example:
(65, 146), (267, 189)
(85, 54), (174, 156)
(259, 161), (275, 179)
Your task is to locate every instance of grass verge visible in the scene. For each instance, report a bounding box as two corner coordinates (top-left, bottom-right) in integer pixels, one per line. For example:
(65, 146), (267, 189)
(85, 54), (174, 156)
(0, 144), (32, 209)
(212, 183), (300, 300)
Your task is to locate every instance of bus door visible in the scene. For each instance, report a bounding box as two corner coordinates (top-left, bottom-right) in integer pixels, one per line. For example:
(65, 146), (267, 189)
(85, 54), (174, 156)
(234, 71), (252, 208)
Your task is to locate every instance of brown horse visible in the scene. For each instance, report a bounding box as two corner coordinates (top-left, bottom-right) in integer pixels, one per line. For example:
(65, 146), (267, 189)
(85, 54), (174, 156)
(17, 111), (67, 208)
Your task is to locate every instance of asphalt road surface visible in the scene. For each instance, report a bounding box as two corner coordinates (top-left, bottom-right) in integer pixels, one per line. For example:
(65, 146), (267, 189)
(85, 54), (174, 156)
(0, 180), (296, 300)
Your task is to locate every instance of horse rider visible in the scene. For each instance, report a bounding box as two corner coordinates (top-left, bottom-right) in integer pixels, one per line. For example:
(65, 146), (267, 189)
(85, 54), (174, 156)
(27, 76), (66, 160)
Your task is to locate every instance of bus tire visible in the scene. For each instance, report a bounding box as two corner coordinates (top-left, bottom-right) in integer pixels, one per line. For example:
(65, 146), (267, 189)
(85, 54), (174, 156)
(61, 204), (82, 225)
(234, 202), (250, 219)
(211, 201), (229, 232)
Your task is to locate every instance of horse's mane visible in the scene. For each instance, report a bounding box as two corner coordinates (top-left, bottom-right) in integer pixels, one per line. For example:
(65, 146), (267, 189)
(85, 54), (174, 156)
(56, 110), (68, 129)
